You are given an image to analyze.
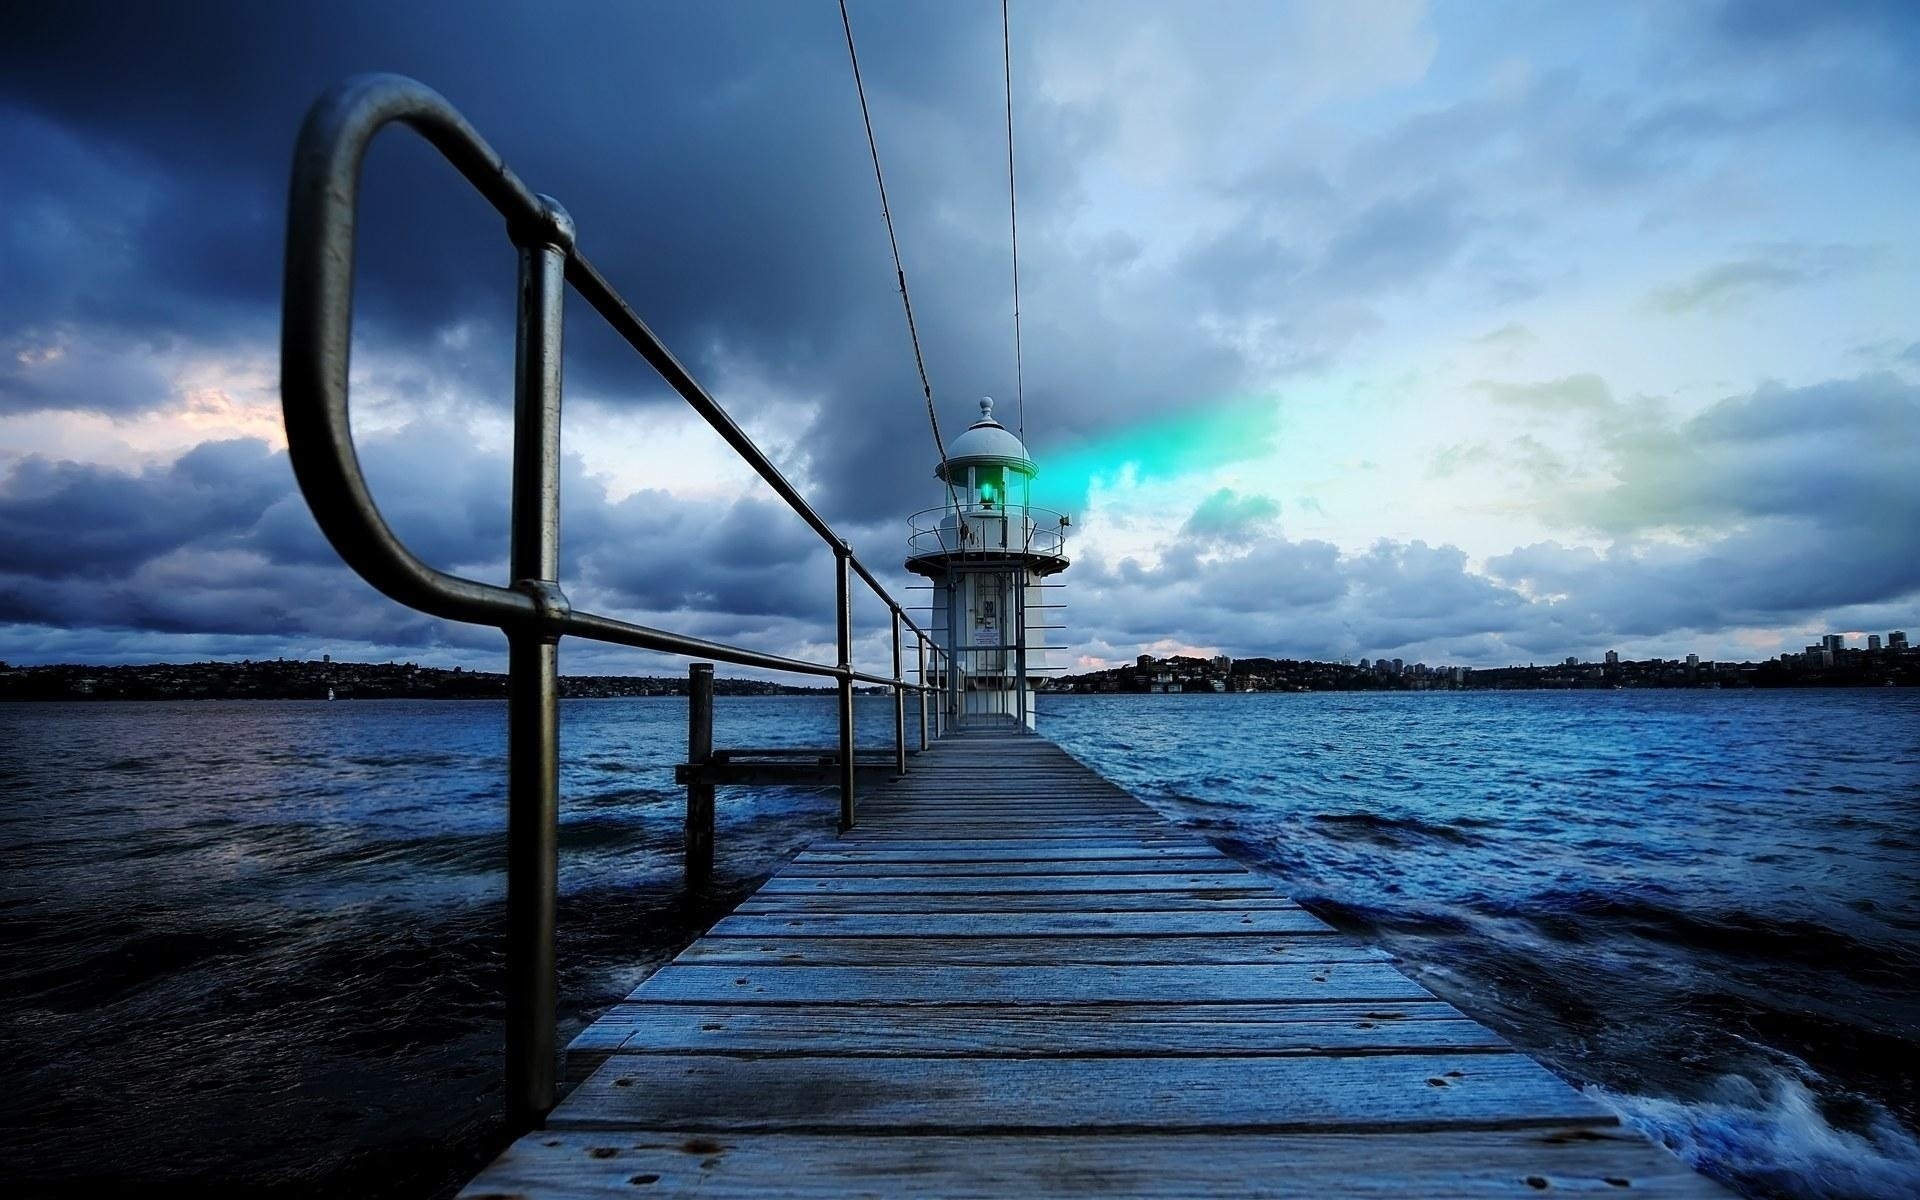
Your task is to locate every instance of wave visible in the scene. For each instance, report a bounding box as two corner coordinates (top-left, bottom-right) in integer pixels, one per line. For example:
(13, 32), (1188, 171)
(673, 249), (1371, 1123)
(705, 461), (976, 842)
(1290, 893), (1478, 936)
(3, 923), (264, 1009)
(1308, 810), (1482, 846)
(1595, 1073), (1920, 1200)
(1482, 888), (1907, 972)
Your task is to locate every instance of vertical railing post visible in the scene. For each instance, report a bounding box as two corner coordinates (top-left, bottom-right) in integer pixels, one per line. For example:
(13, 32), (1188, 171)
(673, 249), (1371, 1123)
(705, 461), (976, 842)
(1015, 566), (1030, 730)
(835, 546), (856, 831)
(937, 648), (948, 736)
(685, 662), (715, 889)
(891, 609), (907, 774)
(917, 635), (930, 749)
(503, 196), (573, 1133)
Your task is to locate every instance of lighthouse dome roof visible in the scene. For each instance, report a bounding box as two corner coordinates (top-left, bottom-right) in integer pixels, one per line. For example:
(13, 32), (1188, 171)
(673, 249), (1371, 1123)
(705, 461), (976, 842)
(937, 397), (1034, 480)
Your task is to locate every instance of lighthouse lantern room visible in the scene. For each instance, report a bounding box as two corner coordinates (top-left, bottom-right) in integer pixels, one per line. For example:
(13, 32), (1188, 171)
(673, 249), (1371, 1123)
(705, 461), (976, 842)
(906, 398), (1069, 730)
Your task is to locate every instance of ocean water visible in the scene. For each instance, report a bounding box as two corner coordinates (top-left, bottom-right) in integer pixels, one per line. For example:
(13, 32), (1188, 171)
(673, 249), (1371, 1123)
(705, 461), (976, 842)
(1045, 692), (1920, 1200)
(0, 690), (1915, 1198)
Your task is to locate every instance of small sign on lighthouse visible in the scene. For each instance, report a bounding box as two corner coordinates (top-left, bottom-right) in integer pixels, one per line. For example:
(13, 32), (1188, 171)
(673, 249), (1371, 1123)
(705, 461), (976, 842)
(974, 600), (998, 646)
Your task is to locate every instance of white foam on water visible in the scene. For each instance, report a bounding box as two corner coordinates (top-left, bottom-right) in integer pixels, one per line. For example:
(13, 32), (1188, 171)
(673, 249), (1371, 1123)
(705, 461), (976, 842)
(1590, 1073), (1920, 1200)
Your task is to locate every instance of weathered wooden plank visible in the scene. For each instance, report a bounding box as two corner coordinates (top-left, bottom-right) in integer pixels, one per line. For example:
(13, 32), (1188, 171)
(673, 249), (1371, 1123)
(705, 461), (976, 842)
(867, 799), (1145, 807)
(781, 858), (1242, 876)
(735, 891), (1294, 913)
(859, 796), (1144, 806)
(466, 1128), (1730, 1198)
(851, 805), (1155, 815)
(865, 789), (1139, 796)
(460, 726), (1727, 1198)
(562, 1000), (1494, 1076)
(674, 935), (1384, 966)
(549, 1052), (1614, 1132)
(847, 822), (1174, 835)
(827, 836), (1199, 850)
(795, 844), (1228, 864)
(757, 872), (1256, 895)
(626, 962), (1433, 1005)
(708, 909), (1336, 937)
(860, 789), (1143, 799)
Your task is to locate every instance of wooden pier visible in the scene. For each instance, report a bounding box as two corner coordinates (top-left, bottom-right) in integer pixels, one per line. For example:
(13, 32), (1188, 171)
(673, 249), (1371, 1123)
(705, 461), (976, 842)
(462, 729), (1725, 1197)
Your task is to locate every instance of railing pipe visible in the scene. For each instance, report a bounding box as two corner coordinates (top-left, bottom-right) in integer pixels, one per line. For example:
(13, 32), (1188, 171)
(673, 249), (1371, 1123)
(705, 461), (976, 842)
(502, 210), (570, 1131)
(892, 610), (907, 773)
(835, 548), (856, 830)
(280, 72), (946, 1135)
(917, 636), (929, 749)
(849, 557), (932, 644)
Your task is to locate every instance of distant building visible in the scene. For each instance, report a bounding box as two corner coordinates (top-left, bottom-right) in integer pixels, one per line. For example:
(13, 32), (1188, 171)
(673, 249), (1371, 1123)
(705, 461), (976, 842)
(1685, 653), (1699, 669)
(1892, 631), (1910, 651)
(1823, 634), (1845, 653)
(1358, 658), (1371, 671)
(1137, 654), (1154, 668)
(1869, 634), (1882, 651)
(1604, 650), (1619, 666)
(1209, 654), (1231, 675)
(1391, 658), (1404, 675)
(1564, 656), (1578, 667)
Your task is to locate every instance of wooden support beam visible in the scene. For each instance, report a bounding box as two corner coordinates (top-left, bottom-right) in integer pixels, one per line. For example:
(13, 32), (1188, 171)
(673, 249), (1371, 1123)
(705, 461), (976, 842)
(683, 662), (714, 890)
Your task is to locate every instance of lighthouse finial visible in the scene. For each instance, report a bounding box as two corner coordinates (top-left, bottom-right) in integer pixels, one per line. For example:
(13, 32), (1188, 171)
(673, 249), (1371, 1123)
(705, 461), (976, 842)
(980, 396), (994, 422)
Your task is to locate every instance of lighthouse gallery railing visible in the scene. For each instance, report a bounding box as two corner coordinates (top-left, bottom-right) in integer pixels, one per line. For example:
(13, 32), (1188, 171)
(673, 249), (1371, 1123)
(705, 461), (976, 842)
(279, 73), (949, 1132)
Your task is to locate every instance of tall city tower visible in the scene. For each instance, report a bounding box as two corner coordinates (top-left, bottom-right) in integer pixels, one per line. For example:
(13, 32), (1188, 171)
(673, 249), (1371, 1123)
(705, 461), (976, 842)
(906, 398), (1070, 729)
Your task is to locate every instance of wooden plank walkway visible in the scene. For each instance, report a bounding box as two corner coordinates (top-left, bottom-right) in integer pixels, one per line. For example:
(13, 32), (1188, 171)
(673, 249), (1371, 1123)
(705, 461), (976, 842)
(463, 729), (1726, 1197)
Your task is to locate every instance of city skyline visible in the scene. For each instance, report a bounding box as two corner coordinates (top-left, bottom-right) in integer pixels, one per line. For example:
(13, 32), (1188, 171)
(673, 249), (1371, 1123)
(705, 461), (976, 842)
(1127, 623), (1913, 675)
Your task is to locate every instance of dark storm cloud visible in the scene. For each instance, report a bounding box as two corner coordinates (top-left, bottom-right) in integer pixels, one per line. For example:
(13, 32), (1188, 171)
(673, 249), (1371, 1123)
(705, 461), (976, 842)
(1677, 0), (1920, 131)
(1067, 372), (1920, 665)
(0, 0), (1272, 527)
(1708, 0), (1920, 46)
(0, 440), (286, 578)
(1481, 374), (1920, 638)
(4, 2), (1914, 668)
(1314, 186), (1475, 295)
(0, 425), (857, 660)
(1540, 373), (1920, 539)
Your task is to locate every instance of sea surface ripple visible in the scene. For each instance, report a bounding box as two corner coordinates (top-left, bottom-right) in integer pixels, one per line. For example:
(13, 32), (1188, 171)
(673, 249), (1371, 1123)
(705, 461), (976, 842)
(1, 690), (1915, 1199)
(1045, 690), (1920, 1200)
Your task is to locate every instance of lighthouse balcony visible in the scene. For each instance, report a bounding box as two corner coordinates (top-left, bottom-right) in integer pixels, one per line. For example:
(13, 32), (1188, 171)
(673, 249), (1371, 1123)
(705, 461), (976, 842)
(905, 502), (1070, 574)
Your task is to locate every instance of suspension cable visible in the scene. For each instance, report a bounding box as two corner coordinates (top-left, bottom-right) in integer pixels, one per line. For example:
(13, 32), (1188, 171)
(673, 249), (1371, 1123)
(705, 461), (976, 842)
(1002, 0), (1026, 442)
(838, 0), (962, 513)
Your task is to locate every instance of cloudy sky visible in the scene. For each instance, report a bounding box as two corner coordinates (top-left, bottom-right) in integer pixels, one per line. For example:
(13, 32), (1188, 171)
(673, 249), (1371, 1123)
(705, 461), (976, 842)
(3, 0), (1917, 678)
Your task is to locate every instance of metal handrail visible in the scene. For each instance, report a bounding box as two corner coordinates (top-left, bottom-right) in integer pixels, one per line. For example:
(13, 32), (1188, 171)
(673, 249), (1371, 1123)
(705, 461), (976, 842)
(279, 73), (950, 1132)
(906, 502), (1070, 559)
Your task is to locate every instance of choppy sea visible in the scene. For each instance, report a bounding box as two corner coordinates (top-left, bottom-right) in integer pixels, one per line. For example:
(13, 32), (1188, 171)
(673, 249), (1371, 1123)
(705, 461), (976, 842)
(1, 690), (1915, 1198)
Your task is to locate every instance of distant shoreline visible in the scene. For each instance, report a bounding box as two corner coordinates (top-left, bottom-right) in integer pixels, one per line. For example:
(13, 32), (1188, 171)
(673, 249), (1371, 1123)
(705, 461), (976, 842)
(1057, 650), (1917, 695)
(2, 652), (1911, 701)
(0, 658), (874, 702)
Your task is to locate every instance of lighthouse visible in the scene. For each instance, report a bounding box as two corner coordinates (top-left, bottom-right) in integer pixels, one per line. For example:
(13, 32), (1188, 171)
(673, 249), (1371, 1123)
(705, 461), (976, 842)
(907, 398), (1069, 729)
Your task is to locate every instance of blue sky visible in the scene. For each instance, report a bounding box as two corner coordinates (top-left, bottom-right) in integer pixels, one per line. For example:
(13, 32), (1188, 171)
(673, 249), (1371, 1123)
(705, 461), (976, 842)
(2, 0), (1917, 676)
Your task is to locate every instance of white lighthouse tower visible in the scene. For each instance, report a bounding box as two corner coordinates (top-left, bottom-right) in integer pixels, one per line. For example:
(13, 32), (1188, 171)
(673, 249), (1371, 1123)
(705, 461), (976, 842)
(907, 398), (1069, 730)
